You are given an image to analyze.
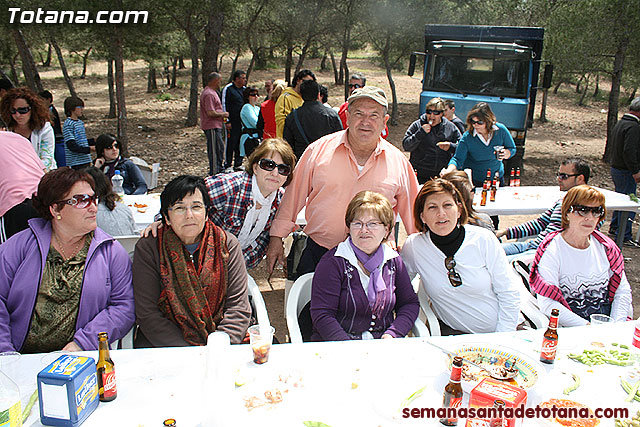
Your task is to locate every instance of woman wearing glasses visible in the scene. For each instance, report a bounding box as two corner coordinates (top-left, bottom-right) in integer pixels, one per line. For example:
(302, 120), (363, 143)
(311, 191), (419, 341)
(132, 175), (251, 347)
(0, 167), (134, 353)
(441, 102), (516, 187)
(0, 87), (57, 171)
(402, 97), (461, 184)
(93, 133), (147, 195)
(402, 178), (520, 335)
(240, 86), (261, 158)
(529, 185), (632, 327)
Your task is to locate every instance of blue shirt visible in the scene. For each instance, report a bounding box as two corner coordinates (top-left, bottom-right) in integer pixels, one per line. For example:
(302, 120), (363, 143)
(63, 118), (92, 167)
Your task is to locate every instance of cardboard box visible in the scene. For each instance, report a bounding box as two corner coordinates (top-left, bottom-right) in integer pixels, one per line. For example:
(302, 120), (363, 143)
(37, 355), (99, 427)
(469, 378), (527, 427)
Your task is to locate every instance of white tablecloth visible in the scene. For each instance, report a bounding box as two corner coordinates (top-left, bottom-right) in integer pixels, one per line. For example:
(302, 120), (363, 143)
(122, 194), (161, 231)
(13, 322), (640, 426)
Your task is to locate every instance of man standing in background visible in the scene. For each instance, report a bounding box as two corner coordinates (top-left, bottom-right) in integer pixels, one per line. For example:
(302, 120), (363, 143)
(200, 72), (228, 175)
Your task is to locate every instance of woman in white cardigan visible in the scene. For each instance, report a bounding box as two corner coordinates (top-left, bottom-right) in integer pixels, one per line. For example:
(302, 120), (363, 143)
(401, 178), (520, 335)
(0, 87), (56, 171)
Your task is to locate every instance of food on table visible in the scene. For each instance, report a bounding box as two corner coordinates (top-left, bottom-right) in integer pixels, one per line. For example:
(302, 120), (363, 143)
(539, 399), (599, 427)
(21, 389), (38, 423)
(303, 422), (333, 427)
(241, 371), (303, 412)
(562, 373), (580, 395)
(615, 409), (640, 427)
(252, 341), (271, 364)
(134, 202), (148, 208)
(620, 379), (640, 402)
(264, 389), (283, 404)
(568, 347), (634, 366)
(243, 396), (266, 411)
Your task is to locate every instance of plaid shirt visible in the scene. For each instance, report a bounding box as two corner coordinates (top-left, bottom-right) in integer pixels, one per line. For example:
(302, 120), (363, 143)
(205, 171), (283, 269)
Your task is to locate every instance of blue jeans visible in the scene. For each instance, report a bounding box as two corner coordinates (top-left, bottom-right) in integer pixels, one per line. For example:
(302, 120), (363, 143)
(610, 167), (636, 241)
(502, 240), (534, 256)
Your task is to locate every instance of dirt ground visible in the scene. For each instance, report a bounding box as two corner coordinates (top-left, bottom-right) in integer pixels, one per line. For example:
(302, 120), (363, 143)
(37, 55), (639, 343)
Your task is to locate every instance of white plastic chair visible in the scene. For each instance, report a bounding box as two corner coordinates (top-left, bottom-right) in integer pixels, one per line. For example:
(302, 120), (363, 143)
(114, 234), (140, 260)
(247, 275), (270, 326)
(116, 325), (136, 349)
(412, 275), (442, 336)
(509, 260), (549, 329)
(286, 273), (429, 343)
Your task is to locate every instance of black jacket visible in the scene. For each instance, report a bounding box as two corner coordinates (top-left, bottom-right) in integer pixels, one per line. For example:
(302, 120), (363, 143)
(608, 113), (640, 174)
(283, 101), (343, 159)
(402, 115), (461, 177)
(225, 84), (245, 125)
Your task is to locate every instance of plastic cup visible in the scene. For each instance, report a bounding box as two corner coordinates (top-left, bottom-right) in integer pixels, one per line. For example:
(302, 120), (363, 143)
(590, 314), (613, 325)
(493, 145), (505, 159)
(248, 325), (274, 364)
(0, 352), (21, 384)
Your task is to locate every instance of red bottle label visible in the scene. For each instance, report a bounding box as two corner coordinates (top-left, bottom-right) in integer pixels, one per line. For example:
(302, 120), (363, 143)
(442, 396), (462, 423)
(633, 324), (640, 349)
(541, 338), (557, 360)
(102, 370), (117, 398)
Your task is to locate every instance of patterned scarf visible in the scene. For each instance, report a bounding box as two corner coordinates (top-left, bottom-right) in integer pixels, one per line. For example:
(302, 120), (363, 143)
(529, 230), (626, 312)
(157, 220), (229, 345)
(348, 237), (393, 318)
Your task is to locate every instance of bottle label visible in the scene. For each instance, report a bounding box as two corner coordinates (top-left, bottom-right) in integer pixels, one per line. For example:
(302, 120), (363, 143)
(633, 323), (640, 349)
(541, 338), (557, 360)
(101, 370), (117, 398)
(450, 364), (462, 382)
(442, 395), (462, 423)
(0, 401), (21, 427)
(548, 315), (558, 329)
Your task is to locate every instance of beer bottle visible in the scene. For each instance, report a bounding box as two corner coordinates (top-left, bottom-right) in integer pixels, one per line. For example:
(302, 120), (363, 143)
(489, 176), (497, 202)
(440, 356), (463, 426)
(490, 399), (506, 426)
(485, 169), (491, 183)
(480, 180), (488, 206)
(515, 168), (521, 187)
(96, 332), (117, 401)
(540, 308), (559, 364)
(509, 168), (515, 186)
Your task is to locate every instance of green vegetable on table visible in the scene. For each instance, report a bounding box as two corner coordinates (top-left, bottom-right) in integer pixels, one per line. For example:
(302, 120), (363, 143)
(629, 193), (639, 203)
(400, 385), (427, 409)
(562, 373), (580, 395)
(568, 347), (634, 366)
(21, 390), (38, 423)
(615, 409), (640, 427)
(303, 422), (333, 427)
(621, 379), (640, 402)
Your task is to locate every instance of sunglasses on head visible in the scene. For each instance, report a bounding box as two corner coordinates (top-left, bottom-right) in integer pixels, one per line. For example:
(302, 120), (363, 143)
(569, 204), (604, 218)
(556, 172), (580, 180)
(471, 119), (485, 126)
(426, 109), (443, 115)
(258, 158), (291, 176)
(349, 83), (363, 89)
(445, 256), (462, 287)
(10, 106), (31, 115)
(57, 194), (98, 209)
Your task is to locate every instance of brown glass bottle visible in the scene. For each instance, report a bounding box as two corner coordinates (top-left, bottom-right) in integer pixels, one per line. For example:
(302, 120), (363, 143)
(509, 168), (515, 186)
(440, 356), (463, 426)
(489, 176), (497, 202)
(540, 308), (559, 364)
(489, 399), (506, 426)
(515, 168), (521, 186)
(480, 180), (488, 206)
(97, 332), (117, 401)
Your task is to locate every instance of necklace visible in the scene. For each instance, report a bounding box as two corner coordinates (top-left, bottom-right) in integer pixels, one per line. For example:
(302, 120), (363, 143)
(53, 233), (84, 260)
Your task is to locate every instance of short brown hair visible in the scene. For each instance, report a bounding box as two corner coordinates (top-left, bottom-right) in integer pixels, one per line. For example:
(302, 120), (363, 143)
(561, 185), (606, 229)
(425, 97), (445, 112)
(413, 178), (468, 233)
(0, 87), (50, 131)
(64, 96), (84, 117)
(345, 191), (394, 237)
(442, 171), (479, 222)
(465, 102), (496, 133)
(32, 167), (95, 220)
(244, 138), (297, 187)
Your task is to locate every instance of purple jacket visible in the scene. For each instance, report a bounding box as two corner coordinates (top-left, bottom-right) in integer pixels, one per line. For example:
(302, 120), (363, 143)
(310, 246), (419, 341)
(0, 218), (134, 352)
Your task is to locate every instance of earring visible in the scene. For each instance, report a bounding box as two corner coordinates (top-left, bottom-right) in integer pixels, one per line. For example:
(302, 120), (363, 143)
(56, 215), (62, 220)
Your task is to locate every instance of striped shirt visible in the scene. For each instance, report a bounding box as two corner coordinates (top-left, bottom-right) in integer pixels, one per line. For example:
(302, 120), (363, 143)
(63, 118), (91, 167)
(505, 199), (563, 250)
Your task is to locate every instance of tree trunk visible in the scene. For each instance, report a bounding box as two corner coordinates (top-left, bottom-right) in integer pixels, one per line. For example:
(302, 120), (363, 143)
(50, 37), (78, 98)
(9, 54), (19, 86)
(578, 76), (590, 106)
(13, 29), (43, 93)
(113, 31), (129, 155)
(0, 69), (12, 83)
(171, 57), (178, 88)
(592, 73), (599, 97)
(320, 52), (327, 71)
(343, 63), (350, 101)
(603, 39), (628, 160)
(179, 55), (185, 69)
(294, 37), (313, 76)
(576, 75), (583, 93)
(202, 2), (224, 86)
(229, 50), (240, 83)
(553, 78), (564, 94)
(330, 51), (339, 85)
(629, 87), (638, 104)
(382, 39), (398, 125)
(539, 88), (548, 123)
(107, 59), (116, 119)
(147, 64), (157, 93)
(218, 54), (224, 71)
(284, 43), (294, 86)
(43, 44), (52, 67)
(185, 33), (200, 126)
(80, 47), (92, 79)
(246, 51), (256, 81)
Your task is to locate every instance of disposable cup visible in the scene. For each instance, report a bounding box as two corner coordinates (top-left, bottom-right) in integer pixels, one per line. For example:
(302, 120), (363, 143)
(590, 314), (613, 325)
(248, 325), (274, 364)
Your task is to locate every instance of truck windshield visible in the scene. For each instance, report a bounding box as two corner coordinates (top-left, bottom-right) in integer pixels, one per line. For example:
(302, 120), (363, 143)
(425, 55), (529, 98)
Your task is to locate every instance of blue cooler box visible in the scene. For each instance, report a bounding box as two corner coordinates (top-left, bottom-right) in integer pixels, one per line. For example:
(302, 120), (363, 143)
(37, 355), (99, 427)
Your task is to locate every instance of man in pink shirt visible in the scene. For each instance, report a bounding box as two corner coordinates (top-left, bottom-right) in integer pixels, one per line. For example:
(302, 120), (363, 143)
(266, 86), (419, 276)
(200, 72), (229, 175)
(0, 132), (44, 243)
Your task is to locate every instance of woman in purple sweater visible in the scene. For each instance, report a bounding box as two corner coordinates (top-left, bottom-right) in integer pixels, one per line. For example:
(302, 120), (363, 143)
(310, 191), (419, 341)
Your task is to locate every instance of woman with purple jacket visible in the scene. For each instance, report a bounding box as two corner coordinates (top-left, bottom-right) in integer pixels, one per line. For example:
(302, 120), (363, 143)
(0, 168), (134, 353)
(310, 191), (419, 341)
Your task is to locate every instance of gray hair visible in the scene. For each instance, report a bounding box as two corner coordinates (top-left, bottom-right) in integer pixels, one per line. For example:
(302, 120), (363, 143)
(630, 97), (640, 112)
(207, 72), (221, 83)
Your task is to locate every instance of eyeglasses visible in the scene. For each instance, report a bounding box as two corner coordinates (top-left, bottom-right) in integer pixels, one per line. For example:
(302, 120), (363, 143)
(258, 158), (291, 176)
(168, 203), (206, 216)
(57, 194), (98, 209)
(106, 144), (120, 150)
(10, 106), (31, 115)
(426, 109), (443, 115)
(249, 93), (259, 97)
(444, 256), (462, 287)
(556, 172), (580, 180)
(471, 119), (485, 126)
(350, 221), (384, 230)
(349, 83), (363, 89)
(569, 204), (604, 218)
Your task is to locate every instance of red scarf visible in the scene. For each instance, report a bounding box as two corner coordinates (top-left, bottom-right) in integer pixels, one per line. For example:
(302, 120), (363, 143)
(157, 220), (229, 345)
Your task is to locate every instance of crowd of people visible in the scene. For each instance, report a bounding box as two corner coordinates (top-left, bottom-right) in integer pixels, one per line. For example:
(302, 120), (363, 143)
(0, 71), (637, 353)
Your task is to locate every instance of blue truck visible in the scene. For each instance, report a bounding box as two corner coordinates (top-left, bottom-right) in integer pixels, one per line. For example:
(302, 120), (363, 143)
(408, 24), (552, 178)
